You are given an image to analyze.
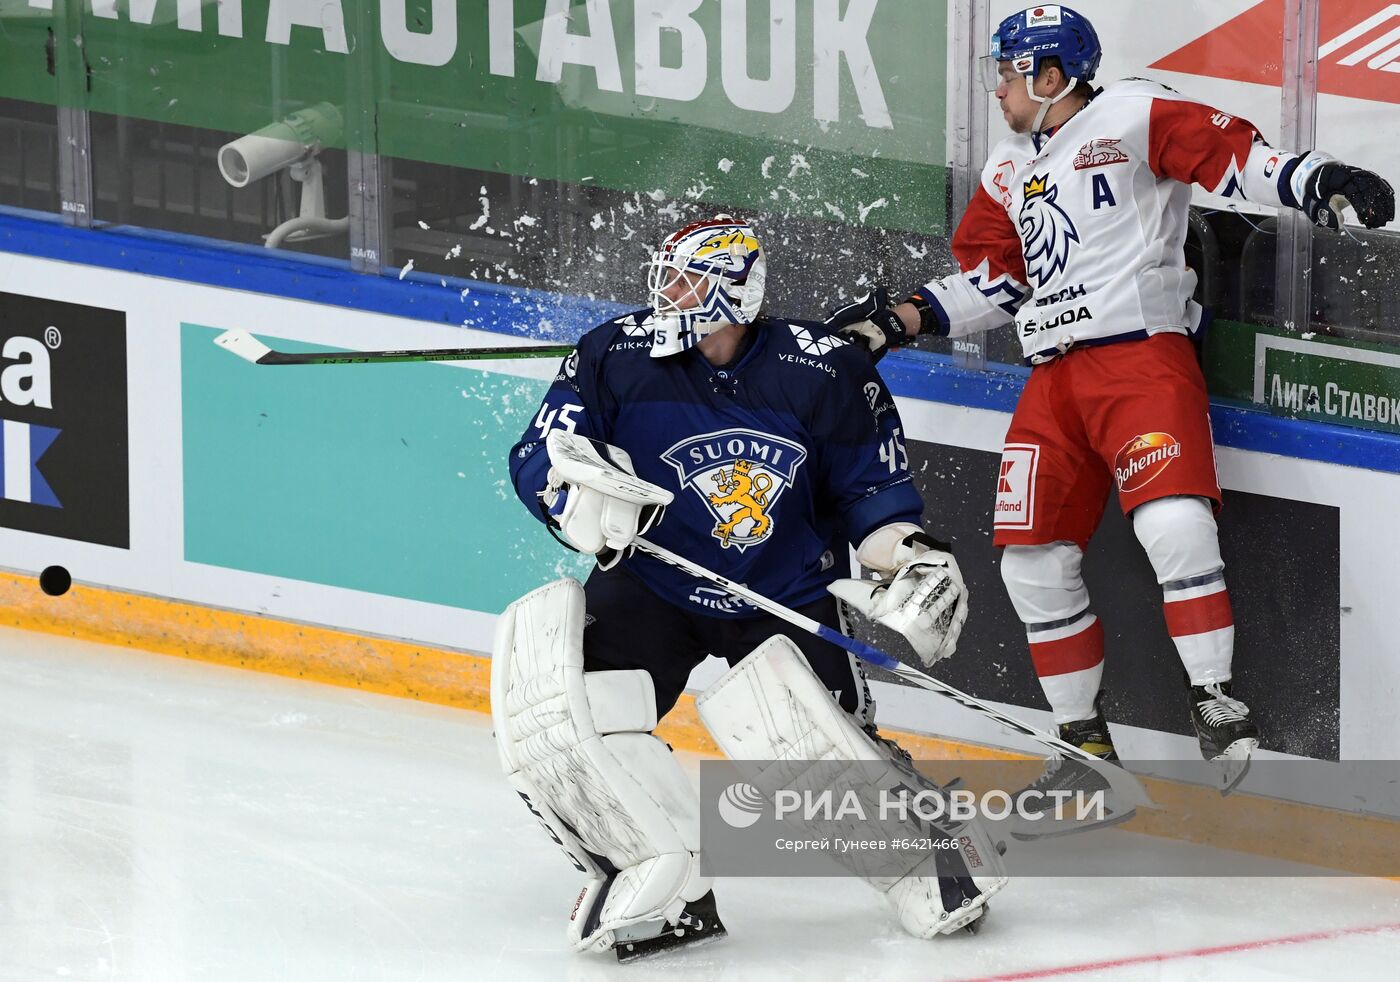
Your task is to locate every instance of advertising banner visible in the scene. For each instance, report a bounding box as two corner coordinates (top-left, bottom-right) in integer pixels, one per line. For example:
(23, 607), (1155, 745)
(1151, 0), (1400, 106)
(1204, 319), (1400, 434)
(0, 291), (129, 548)
(1, 245), (1396, 760)
(1253, 334), (1400, 433)
(180, 322), (589, 611)
(0, 0), (948, 233)
(894, 435), (1341, 761)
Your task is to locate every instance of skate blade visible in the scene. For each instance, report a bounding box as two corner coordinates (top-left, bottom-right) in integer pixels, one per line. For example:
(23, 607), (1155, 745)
(936, 899), (989, 937)
(1008, 806), (1137, 842)
(615, 922), (728, 962)
(961, 903), (988, 936)
(1212, 739), (1257, 796)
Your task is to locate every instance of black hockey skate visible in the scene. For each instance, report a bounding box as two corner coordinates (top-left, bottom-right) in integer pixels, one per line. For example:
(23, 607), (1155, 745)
(614, 891), (727, 962)
(1007, 694), (1136, 841)
(1186, 674), (1260, 793)
(1186, 675), (1260, 760)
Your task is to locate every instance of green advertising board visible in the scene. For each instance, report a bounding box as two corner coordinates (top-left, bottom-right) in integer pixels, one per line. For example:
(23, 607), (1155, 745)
(1205, 319), (1400, 435)
(1253, 333), (1400, 434)
(0, 0), (947, 233)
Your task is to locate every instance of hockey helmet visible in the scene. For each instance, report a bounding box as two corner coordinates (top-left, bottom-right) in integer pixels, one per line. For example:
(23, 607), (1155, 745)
(982, 5), (1102, 116)
(645, 215), (766, 358)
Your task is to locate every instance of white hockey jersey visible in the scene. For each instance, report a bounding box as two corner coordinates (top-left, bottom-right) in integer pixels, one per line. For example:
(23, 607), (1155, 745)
(916, 79), (1318, 361)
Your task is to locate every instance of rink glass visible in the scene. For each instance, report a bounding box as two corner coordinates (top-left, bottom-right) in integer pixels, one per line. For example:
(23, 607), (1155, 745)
(0, 1), (1395, 434)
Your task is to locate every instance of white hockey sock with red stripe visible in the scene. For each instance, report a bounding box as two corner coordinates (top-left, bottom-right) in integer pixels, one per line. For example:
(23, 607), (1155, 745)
(1001, 542), (1106, 724)
(1162, 572), (1234, 683)
(1027, 613), (1105, 724)
(1132, 495), (1235, 684)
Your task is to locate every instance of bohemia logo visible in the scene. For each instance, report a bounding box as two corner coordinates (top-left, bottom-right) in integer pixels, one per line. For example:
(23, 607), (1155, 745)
(1114, 432), (1182, 493)
(0, 335), (61, 507)
(1019, 175), (1080, 288)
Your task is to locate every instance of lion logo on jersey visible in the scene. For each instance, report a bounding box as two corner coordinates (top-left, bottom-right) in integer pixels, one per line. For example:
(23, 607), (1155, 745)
(708, 459), (773, 546)
(662, 429), (808, 552)
(1019, 174), (1080, 288)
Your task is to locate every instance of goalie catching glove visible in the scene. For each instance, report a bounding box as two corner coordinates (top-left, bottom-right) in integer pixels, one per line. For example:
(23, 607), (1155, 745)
(540, 430), (672, 570)
(828, 523), (969, 667)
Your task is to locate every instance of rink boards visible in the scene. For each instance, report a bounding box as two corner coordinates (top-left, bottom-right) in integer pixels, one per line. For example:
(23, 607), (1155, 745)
(2, 216), (1400, 866)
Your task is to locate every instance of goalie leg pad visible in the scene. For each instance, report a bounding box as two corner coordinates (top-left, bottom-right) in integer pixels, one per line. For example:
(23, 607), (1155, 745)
(696, 636), (1008, 938)
(491, 578), (710, 951)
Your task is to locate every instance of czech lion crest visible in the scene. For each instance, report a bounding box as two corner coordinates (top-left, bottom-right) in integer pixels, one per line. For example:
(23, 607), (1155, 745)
(662, 429), (807, 551)
(1019, 173), (1079, 288)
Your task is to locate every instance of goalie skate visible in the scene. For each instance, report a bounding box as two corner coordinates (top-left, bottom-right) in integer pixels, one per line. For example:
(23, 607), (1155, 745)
(613, 891), (728, 962)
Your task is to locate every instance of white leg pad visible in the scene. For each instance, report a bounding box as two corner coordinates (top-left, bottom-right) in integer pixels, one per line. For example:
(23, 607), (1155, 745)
(1132, 496), (1234, 682)
(999, 541), (1091, 624)
(491, 578), (709, 951)
(696, 636), (1008, 938)
(1130, 495), (1223, 584)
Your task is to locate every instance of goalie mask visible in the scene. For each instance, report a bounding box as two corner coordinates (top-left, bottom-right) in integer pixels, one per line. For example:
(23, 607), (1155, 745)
(645, 216), (767, 358)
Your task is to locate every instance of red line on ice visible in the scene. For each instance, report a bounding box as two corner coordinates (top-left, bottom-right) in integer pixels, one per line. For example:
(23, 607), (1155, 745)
(946, 920), (1400, 982)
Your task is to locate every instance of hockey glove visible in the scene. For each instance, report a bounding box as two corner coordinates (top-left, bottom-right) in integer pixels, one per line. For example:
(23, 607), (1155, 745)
(1295, 156), (1395, 230)
(828, 526), (969, 668)
(540, 431), (672, 570)
(824, 287), (908, 362)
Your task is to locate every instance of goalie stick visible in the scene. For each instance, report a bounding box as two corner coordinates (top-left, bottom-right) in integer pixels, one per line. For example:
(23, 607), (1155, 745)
(213, 329), (574, 366)
(632, 535), (1155, 811)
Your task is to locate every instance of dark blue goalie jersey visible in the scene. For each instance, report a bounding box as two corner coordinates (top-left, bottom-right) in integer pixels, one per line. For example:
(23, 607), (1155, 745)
(508, 311), (925, 617)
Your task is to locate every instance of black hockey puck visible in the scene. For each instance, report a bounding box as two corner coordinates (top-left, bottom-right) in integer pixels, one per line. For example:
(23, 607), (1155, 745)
(39, 565), (71, 597)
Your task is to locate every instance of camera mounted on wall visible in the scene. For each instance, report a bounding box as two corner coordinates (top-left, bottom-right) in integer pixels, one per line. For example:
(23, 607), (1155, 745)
(217, 103), (347, 248)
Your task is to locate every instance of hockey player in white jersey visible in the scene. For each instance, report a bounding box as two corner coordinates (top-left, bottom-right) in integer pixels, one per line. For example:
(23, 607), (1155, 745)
(827, 5), (1393, 803)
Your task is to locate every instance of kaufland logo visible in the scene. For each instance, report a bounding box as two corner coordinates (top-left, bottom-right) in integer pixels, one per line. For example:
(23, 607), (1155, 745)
(1152, 1), (1400, 105)
(0, 421), (60, 506)
(997, 460), (1015, 493)
(0, 336), (61, 508)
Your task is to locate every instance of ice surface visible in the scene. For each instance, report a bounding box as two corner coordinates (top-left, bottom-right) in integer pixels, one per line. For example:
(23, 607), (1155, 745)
(2, 628), (1399, 981)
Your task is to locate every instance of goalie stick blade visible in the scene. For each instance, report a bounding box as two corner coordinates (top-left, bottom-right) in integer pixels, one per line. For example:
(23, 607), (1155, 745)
(213, 330), (275, 364)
